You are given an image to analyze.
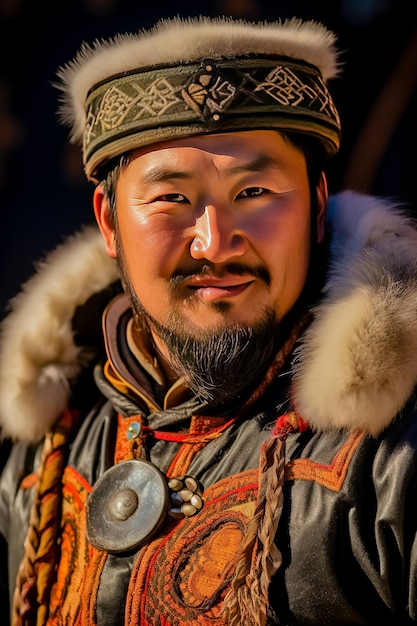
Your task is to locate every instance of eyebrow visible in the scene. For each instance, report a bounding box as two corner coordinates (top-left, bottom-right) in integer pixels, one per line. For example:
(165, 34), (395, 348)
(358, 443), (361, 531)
(139, 153), (281, 185)
(224, 154), (283, 177)
(140, 167), (192, 186)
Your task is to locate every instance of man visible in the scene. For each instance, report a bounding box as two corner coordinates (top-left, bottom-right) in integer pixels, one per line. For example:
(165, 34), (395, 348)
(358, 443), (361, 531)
(1, 15), (417, 626)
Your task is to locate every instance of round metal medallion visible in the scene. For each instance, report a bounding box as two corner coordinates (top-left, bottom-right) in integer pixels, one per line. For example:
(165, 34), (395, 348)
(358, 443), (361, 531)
(86, 459), (169, 553)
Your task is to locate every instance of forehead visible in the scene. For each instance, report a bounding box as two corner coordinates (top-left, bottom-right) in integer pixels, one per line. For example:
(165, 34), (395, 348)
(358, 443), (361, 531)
(127, 129), (306, 171)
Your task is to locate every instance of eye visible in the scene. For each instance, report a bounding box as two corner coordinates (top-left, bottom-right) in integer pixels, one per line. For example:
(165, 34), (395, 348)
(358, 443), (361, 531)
(236, 187), (268, 199)
(155, 193), (189, 203)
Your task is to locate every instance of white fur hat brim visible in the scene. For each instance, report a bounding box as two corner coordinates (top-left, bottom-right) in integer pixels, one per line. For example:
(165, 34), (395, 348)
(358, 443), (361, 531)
(55, 16), (342, 181)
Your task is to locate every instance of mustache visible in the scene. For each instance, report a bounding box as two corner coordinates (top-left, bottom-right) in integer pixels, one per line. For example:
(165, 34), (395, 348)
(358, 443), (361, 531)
(169, 262), (271, 288)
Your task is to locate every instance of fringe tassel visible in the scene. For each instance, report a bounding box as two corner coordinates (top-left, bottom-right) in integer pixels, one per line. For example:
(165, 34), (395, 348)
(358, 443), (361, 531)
(223, 412), (306, 626)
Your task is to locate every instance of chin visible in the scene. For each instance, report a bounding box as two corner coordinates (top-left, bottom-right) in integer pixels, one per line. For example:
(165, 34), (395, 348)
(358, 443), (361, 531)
(185, 302), (270, 329)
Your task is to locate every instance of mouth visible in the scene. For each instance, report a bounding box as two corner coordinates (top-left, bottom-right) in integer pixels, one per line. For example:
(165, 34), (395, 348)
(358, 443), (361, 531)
(187, 276), (255, 301)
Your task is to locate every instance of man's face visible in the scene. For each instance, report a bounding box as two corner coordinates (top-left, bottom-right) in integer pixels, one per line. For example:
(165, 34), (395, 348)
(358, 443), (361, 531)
(95, 130), (326, 370)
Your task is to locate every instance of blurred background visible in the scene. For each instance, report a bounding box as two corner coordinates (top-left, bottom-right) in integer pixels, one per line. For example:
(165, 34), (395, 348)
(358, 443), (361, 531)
(1, 0), (416, 321)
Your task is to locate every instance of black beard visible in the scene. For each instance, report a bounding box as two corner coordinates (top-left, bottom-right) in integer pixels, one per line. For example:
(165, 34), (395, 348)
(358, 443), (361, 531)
(115, 229), (281, 407)
(142, 307), (278, 407)
(117, 271), (278, 408)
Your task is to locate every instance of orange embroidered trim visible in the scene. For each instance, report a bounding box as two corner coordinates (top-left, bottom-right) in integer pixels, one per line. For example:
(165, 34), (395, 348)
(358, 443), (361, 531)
(126, 469), (258, 626)
(189, 415), (233, 435)
(166, 442), (206, 478)
(79, 550), (108, 625)
(285, 430), (365, 490)
(47, 465), (92, 626)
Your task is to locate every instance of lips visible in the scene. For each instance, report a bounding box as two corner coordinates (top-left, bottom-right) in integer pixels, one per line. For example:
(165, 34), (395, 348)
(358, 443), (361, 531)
(187, 276), (255, 301)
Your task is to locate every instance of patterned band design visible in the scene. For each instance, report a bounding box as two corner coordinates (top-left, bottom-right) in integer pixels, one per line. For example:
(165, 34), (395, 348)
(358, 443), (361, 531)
(84, 55), (341, 180)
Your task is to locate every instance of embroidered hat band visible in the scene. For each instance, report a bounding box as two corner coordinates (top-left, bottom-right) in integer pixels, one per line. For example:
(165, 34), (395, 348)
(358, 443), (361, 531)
(84, 55), (340, 180)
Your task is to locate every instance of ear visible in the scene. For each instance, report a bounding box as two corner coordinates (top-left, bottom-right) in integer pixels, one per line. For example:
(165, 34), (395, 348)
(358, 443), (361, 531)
(315, 172), (328, 244)
(93, 184), (117, 258)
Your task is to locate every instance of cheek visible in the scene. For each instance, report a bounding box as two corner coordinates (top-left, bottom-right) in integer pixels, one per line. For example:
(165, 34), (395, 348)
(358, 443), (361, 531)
(267, 210), (311, 307)
(259, 202), (311, 258)
(117, 214), (187, 304)
(286, 224), (311, 293)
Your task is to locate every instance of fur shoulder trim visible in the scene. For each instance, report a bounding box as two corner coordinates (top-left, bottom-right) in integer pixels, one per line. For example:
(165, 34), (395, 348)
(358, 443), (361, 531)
(293, 190), (417, 435)
(0, 226), (119, 442)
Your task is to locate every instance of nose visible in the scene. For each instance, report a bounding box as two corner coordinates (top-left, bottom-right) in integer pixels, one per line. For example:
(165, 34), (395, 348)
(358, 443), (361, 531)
(190, 204), (246, 262)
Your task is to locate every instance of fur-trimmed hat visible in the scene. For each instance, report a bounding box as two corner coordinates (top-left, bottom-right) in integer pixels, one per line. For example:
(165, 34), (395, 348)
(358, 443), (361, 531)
(56, 15), (342, 182)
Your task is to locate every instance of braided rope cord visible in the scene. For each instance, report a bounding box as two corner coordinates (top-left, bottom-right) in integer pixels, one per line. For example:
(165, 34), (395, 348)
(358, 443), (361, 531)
(11, 409), (78, 626)
(222, 314), (311, 625)
(223, 413), (305, 626)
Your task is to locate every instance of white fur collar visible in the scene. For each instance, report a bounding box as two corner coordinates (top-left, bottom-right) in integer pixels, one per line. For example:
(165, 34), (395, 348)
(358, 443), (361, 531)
(0, 226), (119, 442)
(1, 191), (416, 443)
(293, 190), (417, 434)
